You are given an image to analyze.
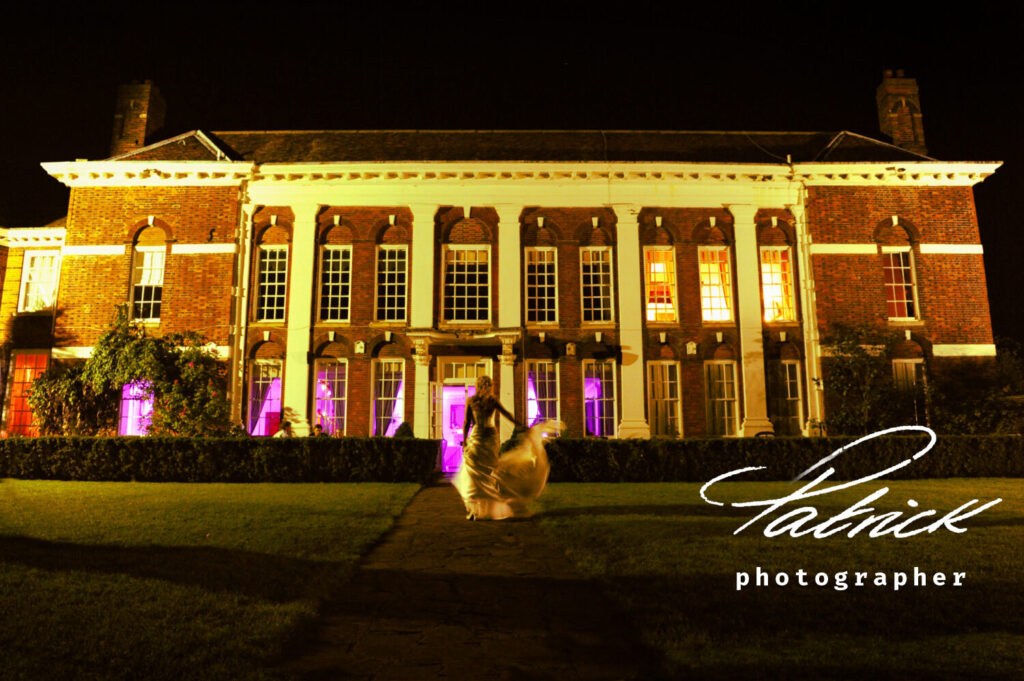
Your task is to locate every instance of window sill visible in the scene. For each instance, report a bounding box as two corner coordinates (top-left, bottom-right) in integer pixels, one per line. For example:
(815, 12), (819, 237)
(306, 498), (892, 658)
(700, 320), (737, 327)
(316, 320), (353, 326)
(369, 320), (409, 327)
(887, 318), (924, 325)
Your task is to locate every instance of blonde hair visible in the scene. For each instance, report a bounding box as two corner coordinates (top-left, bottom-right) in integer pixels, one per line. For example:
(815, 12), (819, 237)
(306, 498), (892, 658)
(474, 375), (493, 399)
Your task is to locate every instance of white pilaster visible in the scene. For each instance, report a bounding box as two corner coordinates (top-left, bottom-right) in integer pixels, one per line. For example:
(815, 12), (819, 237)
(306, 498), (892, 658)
(728, 204), (774, 436)
(282, 202), (319, 435)
(412, 339), (431, 438)
(790, 202), (824, 433)
(499, 340), (516, 442)
(232, 203), (255, 427)
(613, 205), (650, 438)
(494, 206), (522, 329)
(409, 204), (438, 329)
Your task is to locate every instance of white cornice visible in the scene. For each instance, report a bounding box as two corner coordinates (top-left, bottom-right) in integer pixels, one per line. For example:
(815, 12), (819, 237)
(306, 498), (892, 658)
(41, 161), (256, 188)
(41, 159), (1000, 189)
(0, 227), (67, 247)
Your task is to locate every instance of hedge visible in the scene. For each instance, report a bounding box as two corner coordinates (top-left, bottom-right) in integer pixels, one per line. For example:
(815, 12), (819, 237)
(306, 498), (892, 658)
(543, 434), (1024, 482)
(0, 436), (442, 483)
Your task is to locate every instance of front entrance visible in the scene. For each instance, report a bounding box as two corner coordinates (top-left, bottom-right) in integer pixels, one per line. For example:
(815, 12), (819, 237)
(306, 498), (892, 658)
(434, 357), (492, 473)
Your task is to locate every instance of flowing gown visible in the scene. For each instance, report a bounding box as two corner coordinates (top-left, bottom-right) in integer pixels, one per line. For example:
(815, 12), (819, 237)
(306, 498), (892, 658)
(452, 397), (557, 520)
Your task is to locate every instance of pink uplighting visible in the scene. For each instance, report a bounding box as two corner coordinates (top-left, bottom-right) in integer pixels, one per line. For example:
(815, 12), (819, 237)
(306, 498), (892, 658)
(441, 385), (469, 472)
(250, 377), (281, 436)
(118, 380), (153, 436)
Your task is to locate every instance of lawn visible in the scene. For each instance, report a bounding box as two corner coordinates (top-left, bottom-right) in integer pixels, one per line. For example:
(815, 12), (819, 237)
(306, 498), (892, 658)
(0, 480), (419, 681)
(534, 480), (1024, 681)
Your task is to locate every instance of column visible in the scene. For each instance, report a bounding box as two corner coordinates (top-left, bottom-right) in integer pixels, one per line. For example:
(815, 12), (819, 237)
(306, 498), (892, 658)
(790, 202), (824, 433)
(282, 202), (319, 435)
(494, 205), (522, 329)
(613, 205), (650, 438)
(499, 337), (517, 442)
(412, 339), (432, 438)
(231, 203), (255, 427)
(728, 204), (774, 436)
(409, 204), (439, 329)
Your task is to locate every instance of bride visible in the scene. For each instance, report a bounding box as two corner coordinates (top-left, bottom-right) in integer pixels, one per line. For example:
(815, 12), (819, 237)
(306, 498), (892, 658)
(452, 375), (557, 520)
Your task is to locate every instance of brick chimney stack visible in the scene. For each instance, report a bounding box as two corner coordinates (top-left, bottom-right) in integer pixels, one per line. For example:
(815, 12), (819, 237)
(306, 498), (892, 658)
(109, 81), (166, 158)
(876, 69), (927, 156)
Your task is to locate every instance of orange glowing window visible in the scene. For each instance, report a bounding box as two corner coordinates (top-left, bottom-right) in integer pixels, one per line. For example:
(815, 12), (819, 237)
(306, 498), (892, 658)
(7, 352), (49, 436)
(883, 250), (917, 319)
(699, 247), (733, 322)
(760, 247), (796, 322)
(644, 247), (677, 322)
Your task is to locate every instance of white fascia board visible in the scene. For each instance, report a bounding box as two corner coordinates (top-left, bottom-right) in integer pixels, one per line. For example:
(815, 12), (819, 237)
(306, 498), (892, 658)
(932, 344), (997, 357)
(793, 161), (1001, 187)
(919, 244), (984, 255)
(5, 227), (67, 247)
(41, 161), (256, 188)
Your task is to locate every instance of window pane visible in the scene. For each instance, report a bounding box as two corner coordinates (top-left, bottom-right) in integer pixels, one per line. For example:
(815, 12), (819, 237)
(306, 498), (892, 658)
(760, 248), (796, 322)
(526, 361), (559, 426)
(884, 252), (916, 318)
(257, 249), (288, 321)
(648, 362), (681, 437)
(319, 248), (352, 322)
(376, 247), (408, 321)
(525, 249), (557, 323)
(644, 249), (677, 322)
(581, 248), (614, 322)
(132, 249), (165, 320)
(314, 360), (348, 435)
(700, 248), (733, 322)
(7, 353), (49, 435)
(118, 380), (154, 435)
(248, 362), (282, 436)
(705, 361), (737, 436)
(444, 248), (490, 322)
(373, 360), (405, 436)
(767, 361), (801, 435)
(583, 360), (616, 437)
(20, 253), (60, 312)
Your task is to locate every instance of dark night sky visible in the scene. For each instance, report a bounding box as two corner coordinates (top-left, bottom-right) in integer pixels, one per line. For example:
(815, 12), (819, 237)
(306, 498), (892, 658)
(3, 5), (1022, 340)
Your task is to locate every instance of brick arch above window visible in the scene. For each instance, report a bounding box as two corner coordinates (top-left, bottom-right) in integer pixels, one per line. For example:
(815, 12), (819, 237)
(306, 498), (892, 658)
(578, 225), (614, 246)
(256, 224), (291, 245)
(442, 218), (492, 244)
(873, 216), (920, 245)
(314, 338), (353, 358)
(705, 341), (737, 361)
(756, 221), (795, 246)
(370, 336), (411, 358)
(248, 338), (285, 359)
(641, 224), (675, 245)
(521, 218), (563, 246)
(318, 222), (355, 245)
(691, 219), (734, 245)
(891, 338), (928, 359)
(375, 223), (410, 244)
(129, 219), (173, 244)
(656, 343), (679, 360)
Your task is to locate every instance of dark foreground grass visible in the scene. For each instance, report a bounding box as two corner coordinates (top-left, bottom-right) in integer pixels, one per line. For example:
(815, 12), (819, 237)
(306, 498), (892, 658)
(0, 480), (419, 681)
(534, 480), (1024, 681)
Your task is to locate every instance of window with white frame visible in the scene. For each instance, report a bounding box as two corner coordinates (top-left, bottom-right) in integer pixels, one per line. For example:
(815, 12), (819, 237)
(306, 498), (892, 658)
(118, 380), (154, 436)
(443, 246), (490, 322)
(883, 249), (918, 319)
(705, 360), (739, 436)
(767, 360), (802, 436)
(648, 361), (682, 437)
(18, 250), (60, 312)
(319, 246), (352, 322)
(644, 247), (678, 322)
(375, 245), (408, 321)
(314, 359), (348, 435)
(256, 246), (288, 321)
(525, 248), (557, 324)
(248, 360), (282, 436)
(131, 246), (165, 320)
(526, 360), (559, 427)
(699, 247), (733, 322)
(581, 247), (614, 323)
(373, 359), (405, 436)
(583, 359), (617, 437)
(5, 351), (49, 435)
(760, 247), (796, 322)
(892, 358), (927, 425)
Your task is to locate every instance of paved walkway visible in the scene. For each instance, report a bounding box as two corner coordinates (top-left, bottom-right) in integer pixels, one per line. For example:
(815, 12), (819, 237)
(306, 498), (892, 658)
(280, 482), (661, 681)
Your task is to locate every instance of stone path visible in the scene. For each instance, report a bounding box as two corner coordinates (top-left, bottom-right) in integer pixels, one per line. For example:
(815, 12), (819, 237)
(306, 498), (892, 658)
(280, 482), (662, 681)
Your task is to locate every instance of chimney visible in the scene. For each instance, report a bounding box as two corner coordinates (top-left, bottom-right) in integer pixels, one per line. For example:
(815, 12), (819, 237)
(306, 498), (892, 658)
(876, 69), (927, 156)
(109, 80), (166, 158)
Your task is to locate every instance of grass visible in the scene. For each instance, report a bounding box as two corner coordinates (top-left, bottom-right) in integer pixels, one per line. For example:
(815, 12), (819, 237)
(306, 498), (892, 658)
(534, 479), (1024, 681)
(0, 479), (419, 681)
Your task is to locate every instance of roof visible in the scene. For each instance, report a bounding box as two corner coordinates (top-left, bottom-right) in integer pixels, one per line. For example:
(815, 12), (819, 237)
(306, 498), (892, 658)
(110, 129), (936, 164)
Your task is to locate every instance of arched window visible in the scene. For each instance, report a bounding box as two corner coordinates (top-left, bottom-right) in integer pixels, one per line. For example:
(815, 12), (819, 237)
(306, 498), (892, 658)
(131, 226), (166, 321)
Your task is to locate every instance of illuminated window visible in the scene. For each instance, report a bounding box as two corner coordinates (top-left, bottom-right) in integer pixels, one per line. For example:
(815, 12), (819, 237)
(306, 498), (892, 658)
(525, 248), (557, 323)
(883, 250), (918, 319)
(581, 247), (614, 323)
(373, 359), (405, 436)
(248, 360), (282, 436)
(18, 251), (60, 312)
(118, 380), (154, 436)
(705, 360), (738, 436)
(6, 351), (49, 435)
(644, 247), (678, 322)
(760, 247), (796, 322)
(443, 246), (490, 322)
(699, 247), (733, 322)
(313, 359), (347, 435)
(375, 246), (408, 321)
(583, 359), (617, 437)
(256, 247), (288, 321)
(767, 360), (802, 435)
(131, 247), (165, 320)
(526, 360), (559, 426)
(319, 247), (352, 322)
(648, 361), (682, 437)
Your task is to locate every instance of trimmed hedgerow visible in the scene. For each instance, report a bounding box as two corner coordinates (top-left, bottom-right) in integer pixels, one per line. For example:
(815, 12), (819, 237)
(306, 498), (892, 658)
(544, 435), (1024, 482)
(0, 437), (441, 483)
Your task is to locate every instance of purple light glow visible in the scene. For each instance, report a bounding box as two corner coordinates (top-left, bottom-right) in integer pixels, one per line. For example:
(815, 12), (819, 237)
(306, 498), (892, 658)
(251, 378), (281, 436)
(119, 380), (153, 436)
(584, 377), (604, 436)
(441, 385), (468, 472)
(314, 378), (337, 434)
(526, 375), (540, 426)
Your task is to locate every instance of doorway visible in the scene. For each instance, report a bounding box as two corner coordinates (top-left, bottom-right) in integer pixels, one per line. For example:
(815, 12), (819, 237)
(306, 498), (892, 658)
(434, 357), (491, 473)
